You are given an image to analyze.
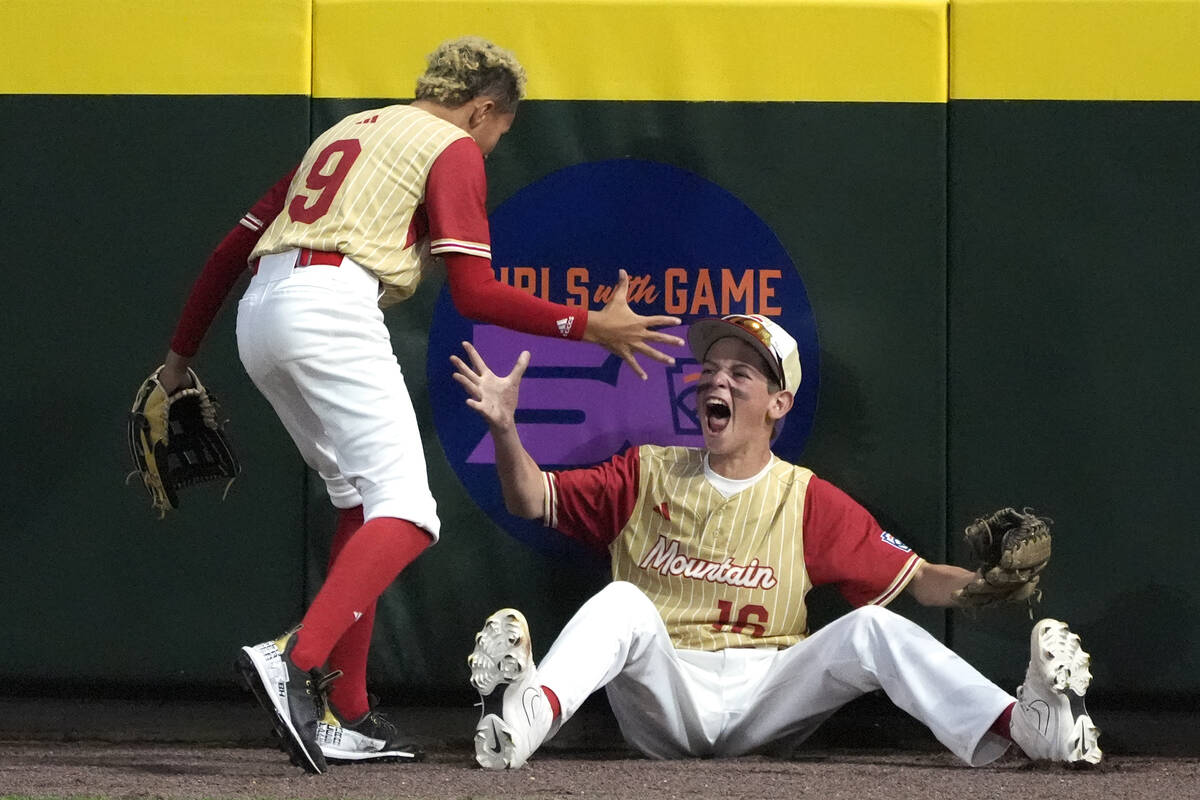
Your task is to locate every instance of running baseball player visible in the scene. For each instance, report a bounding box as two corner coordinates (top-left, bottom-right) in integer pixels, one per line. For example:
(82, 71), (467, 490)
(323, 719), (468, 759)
(149, 37), (683, 774)
(452, 313), (1102, 769)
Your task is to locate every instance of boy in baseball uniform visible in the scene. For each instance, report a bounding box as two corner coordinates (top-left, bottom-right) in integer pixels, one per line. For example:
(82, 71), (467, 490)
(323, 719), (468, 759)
(452, 313), (1102, 769)
(154, 37), (683, 774)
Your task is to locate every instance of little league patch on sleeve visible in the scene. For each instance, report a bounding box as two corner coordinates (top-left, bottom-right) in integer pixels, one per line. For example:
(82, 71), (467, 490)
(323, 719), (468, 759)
(881, 532), (912, 552)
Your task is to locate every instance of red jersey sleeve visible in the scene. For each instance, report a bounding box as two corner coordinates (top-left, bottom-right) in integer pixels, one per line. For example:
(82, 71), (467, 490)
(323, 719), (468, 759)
(169, 168), (295, 356)
(802, 476), (924, 607)
(424, 138), (492, 259)
(543, 447), (642, 555)
(426, 139), (588, 341)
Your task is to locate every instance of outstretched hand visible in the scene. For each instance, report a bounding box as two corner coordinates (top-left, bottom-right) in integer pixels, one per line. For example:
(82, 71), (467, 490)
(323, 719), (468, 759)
(584, 269), (685, 380)
(451, 341), (530, 431)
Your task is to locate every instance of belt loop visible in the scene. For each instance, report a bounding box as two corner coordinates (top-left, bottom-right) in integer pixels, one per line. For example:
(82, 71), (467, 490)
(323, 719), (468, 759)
(298, 248), (312, 267)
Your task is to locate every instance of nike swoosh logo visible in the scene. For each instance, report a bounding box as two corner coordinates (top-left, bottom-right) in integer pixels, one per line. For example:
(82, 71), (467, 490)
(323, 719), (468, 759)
(1027, 699), (1051, 736)
(485, 720), (503, 754)
(522, 687), (541, 726)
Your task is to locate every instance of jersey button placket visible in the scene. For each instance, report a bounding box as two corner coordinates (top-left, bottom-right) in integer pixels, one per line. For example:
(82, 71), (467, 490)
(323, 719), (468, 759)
(700, 512), (727, 559)
(711, 510), (727, 550)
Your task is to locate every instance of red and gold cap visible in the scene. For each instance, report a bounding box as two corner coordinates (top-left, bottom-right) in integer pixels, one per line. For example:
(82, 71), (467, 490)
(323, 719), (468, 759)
(687, 314), (803, 392)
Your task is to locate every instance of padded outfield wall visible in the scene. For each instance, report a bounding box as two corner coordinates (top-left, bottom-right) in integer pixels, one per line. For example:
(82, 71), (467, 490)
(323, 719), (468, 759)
(946, 0), (1200, 697)
(0, 0), (1194, 701)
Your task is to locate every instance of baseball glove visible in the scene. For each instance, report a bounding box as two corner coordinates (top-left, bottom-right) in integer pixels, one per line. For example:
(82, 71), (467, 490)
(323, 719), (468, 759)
(952, 507), (1052, 609)
(127, 366), (240, 516)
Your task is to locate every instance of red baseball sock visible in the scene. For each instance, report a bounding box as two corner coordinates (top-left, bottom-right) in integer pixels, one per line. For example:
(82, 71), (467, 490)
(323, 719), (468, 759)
(989, 702), (1015, 741)
(325, 602), (375, 721)
(291, 516), (432, 673)
(329, 506), (365, 562)
(324, 506), (373, 720)
(542, 685), (562, 721)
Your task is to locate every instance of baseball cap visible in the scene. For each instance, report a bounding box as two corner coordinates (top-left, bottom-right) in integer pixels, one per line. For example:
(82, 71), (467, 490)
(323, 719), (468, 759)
(687, 314), (803, 392)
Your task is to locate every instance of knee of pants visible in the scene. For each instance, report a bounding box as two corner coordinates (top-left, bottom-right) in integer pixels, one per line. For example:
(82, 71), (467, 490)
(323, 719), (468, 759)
(842, 605), (910, 654)
(588, 582), (663, 634)
(582, 582), (656, 623)
(324, 476), (364, 509)
(847, 604), (895, 624)
(358, 482), (441, 542)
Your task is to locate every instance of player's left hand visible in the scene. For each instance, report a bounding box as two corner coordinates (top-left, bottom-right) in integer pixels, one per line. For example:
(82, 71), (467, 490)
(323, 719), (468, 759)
(451, 340), (530, 432)
(158, 349), (196, 394)
(583, 269), (684, 380)
(952, 507), (1052, 610)
(127, 366), (240, 516)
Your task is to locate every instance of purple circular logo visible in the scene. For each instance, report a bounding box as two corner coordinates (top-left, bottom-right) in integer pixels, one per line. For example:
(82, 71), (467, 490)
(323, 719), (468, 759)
(428, 160), (819, 557)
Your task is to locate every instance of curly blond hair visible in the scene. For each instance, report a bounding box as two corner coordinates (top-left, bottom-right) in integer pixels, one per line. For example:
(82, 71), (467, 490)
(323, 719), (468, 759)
(415, 36), (527, 112)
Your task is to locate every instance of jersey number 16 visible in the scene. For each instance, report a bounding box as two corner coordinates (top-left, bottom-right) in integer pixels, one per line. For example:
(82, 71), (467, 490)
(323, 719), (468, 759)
(713, 600), (769, 638)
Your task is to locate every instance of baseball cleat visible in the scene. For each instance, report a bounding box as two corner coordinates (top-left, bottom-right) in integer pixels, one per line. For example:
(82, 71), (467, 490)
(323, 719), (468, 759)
(316, 706), (425, 764)
(1009, 618), (1102, 765)
(468, 608), (553, 769)
(235, 626), (328, 774)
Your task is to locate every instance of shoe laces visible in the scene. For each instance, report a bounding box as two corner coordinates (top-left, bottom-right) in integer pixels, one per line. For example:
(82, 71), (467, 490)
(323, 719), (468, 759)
(361, 710), (399, 738)
(304, 667), (343, 715)
(314, 668), (344, 695)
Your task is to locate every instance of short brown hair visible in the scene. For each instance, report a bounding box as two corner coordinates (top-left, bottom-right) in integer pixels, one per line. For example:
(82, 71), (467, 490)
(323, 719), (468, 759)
(414, 36), (526, 113)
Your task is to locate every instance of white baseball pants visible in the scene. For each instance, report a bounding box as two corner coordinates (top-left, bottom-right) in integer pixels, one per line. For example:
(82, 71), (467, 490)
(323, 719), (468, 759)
(236, 249), (440, 539)
(536, 581), (1014, 765)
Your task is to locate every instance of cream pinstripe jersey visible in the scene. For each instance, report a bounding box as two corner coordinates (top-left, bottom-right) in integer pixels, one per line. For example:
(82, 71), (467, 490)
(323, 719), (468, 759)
(252, 104), (476, 307)
(545, 444), (924, 651)
(613, 446), (812, 650)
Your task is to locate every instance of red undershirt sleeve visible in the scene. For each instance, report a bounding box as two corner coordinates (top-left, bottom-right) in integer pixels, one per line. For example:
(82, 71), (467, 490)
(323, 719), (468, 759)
(168, 167), (296, 357)
(444, 253), (588, 339)
(426, 139), (588, 340)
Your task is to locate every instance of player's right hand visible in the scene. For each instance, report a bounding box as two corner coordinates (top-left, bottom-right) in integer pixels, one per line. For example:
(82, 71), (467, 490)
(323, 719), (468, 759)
(451, 341), (530, 432)
(583, 269), (684, 380)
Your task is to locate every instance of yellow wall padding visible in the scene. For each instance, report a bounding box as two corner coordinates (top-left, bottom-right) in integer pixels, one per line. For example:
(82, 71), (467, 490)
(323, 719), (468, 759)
(17, 0), (1198, 102)
(0, 0), (311, 95)
(951, 0), (1200, 100)
(312, 0), (949, 102)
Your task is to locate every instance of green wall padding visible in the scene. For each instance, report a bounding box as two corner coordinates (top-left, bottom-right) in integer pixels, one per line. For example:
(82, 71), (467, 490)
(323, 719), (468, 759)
(0, 96), (312, 688)
(947, 100), (1200, 693)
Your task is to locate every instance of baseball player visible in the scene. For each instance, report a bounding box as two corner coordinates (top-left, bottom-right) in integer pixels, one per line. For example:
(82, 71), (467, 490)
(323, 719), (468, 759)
(151, 37), (684, 774)
(452, 313), (1103, 769)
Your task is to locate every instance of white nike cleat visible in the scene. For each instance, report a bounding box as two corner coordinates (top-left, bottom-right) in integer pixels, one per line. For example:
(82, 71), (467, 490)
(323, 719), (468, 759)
(468, 608), (553, 769)
(1009, 618), (1103, 765)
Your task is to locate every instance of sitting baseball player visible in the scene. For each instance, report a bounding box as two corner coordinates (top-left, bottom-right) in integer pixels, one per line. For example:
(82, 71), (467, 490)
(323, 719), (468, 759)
(450, 313), (1102, 769)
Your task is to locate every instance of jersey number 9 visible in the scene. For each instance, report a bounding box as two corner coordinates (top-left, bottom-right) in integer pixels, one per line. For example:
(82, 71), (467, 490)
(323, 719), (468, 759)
(288, 139), (363, 224)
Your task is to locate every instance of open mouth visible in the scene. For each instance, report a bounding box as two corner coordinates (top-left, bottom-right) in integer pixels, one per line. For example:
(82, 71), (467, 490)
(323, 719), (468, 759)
(704, 398), (731, 433)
